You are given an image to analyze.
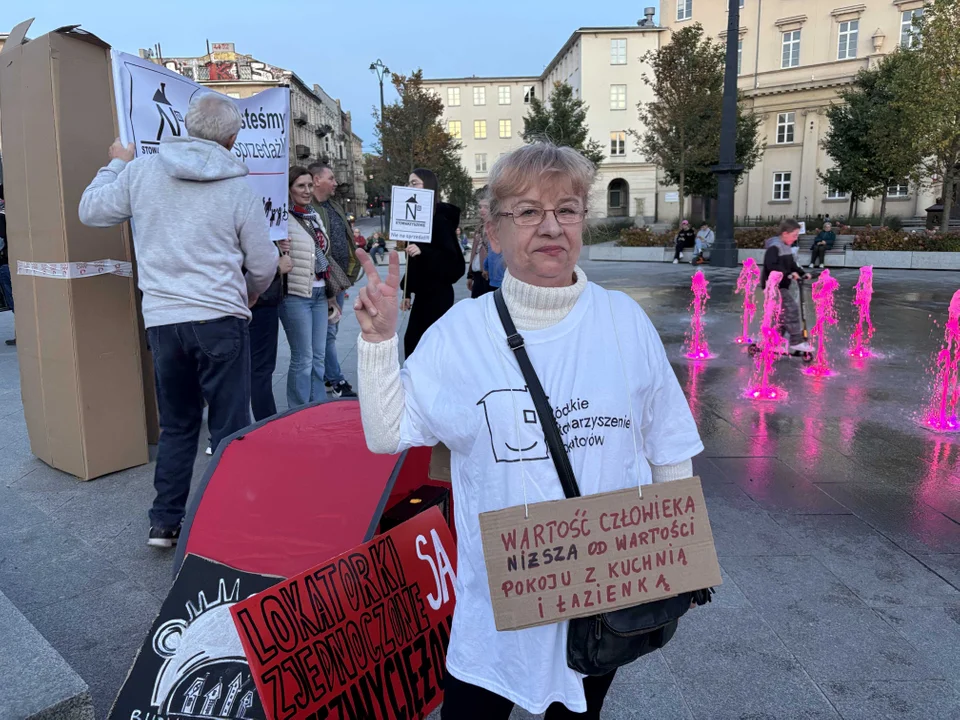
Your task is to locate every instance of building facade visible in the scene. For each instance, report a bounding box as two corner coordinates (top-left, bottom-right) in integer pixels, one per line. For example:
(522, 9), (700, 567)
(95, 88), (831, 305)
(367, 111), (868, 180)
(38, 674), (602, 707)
(659, 0), (933, 221)
(423, 24), (665, 222)
(143, 43), (364, 212)
(425, 3), (932, 223)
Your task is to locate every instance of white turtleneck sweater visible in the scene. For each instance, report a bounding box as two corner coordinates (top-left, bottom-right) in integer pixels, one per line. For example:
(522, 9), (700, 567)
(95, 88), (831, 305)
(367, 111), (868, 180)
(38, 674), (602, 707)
(356, 266), (692, 482)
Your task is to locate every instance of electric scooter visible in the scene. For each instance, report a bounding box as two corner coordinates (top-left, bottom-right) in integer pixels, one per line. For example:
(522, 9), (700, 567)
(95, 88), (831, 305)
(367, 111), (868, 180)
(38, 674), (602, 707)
(747, 277), (814, 362)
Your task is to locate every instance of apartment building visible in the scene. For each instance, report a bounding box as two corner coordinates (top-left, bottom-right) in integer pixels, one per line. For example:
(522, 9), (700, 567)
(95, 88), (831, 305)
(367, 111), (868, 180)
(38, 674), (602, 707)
(423, 22), (665, 222)
(143, 43), (364, 211)
(660, 0), (933, 220)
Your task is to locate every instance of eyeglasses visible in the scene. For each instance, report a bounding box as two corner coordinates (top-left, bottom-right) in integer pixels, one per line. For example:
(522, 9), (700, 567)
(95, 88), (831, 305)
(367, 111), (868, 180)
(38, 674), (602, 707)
(498, 206), (586, 226)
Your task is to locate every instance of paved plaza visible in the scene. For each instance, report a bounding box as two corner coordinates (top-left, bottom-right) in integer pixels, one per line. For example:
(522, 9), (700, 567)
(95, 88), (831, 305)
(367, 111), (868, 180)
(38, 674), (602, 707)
(1, 252), (959, 719)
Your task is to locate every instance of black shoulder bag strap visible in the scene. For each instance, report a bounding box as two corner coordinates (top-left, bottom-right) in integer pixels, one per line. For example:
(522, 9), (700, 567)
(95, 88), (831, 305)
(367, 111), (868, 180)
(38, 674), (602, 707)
(493, 289), (581, 500)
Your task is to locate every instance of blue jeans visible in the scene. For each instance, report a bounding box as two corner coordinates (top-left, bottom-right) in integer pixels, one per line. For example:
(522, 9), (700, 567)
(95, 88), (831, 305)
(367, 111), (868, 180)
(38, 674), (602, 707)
(324, 290), (345, 386)
(0, 264), (13, 313)
(279, 287), (329, 407)
(147, 316), (251, 529)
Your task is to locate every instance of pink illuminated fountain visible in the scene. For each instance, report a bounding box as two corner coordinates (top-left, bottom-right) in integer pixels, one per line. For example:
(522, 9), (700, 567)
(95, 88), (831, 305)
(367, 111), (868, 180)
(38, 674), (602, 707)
(924, 289), (960, 433)
(684, 270), (711, 360)
(746, 272), (785, 400)
(804, 269), (840, 377)
(735, 258), (761, 344)
(850, 266), (875, 359)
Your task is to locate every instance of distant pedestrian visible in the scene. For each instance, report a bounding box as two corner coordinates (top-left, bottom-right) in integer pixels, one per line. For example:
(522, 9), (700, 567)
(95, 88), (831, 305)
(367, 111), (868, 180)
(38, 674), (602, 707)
(79, 93), (278, 548)
(353, 226), (367, 250)
(369, 232), (387, 264)
(672, 219), (696, 263)
(467, 196), (492, 298)
(280, 167), (344, 409)
(0, 184), (15, 346)
(808, 222), (835, 268)
(401, 168), (465, 357)
(308, 162), (359, 398)
(457, 226), (470, 255)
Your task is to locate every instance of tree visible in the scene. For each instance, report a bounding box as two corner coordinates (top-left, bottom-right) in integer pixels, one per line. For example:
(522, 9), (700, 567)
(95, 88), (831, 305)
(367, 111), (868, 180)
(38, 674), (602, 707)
(634, 23), (763, 219)
(894, 0), (960, 232)
(820, 50), (923, 223)
(374, 70), (473, 210)
(521, 82), (605, 166)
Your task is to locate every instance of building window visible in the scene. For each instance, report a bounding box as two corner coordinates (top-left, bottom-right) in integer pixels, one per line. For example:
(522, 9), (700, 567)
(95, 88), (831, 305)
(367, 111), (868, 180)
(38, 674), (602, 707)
(888, 181), (910, 197)
(523, 85), (536, 103)
(448, 120), (461, 139)
(677, 0), (693, 21)
(900, 8), (924, 48)
(499, 119), (512, 138)
(447, 87), (460, 107)
(610, 131), (626, 157)
(826, 187), (847, 199)
(474, 120), (487, 139)
(776, 112), (795, 144)
(610, 84), (627, 110)
(498, 86), (511, 105)
(227, 92), (241, 99)
(838, 19), (858, 59)
(473, 87), (486, 106)
(475, 153), (487, 173)
(737, 38), (743, 74)
(782, 30), (801, 68)
(610, 38), (627, 65)
(773, 172), (792, 200)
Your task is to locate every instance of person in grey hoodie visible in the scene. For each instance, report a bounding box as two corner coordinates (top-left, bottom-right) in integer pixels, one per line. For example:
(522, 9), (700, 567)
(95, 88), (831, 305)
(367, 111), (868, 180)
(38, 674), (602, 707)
(79, 93), (277, 549)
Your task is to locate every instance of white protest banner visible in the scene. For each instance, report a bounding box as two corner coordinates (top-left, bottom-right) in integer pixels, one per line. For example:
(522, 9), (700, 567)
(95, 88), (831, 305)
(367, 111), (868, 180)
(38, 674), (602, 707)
(389, 186), (435, 243)
(111, 51), (289, 241)
(479, 476), (722, 631)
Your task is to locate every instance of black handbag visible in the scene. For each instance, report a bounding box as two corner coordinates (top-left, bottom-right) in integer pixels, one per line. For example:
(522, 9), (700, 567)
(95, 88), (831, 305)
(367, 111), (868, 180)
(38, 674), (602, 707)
(492, 289), (713, 676)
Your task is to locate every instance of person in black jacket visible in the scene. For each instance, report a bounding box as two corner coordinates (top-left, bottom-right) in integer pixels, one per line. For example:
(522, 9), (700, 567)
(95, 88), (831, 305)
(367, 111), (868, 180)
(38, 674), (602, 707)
(401, 168), (466, 358)
(672, 219), (696, 263)
(762, 218), (813, 354)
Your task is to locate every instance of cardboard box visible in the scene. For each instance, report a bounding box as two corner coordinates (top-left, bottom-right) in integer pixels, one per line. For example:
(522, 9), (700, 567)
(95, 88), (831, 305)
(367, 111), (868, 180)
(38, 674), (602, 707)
(0, 20), (149, 479)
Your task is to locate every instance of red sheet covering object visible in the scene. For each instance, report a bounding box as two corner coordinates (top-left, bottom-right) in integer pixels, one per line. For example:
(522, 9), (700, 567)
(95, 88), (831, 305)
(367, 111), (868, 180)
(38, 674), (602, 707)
(176, 401), (404, 579)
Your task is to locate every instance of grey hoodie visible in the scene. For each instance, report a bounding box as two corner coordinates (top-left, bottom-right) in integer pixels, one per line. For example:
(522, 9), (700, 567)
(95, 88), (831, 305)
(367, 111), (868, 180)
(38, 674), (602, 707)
(79, 136), (277, 328)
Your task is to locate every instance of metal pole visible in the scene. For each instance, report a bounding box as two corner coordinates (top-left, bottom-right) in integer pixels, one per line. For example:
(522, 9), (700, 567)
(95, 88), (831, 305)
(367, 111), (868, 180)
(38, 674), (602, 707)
(710, 0), (744, 268)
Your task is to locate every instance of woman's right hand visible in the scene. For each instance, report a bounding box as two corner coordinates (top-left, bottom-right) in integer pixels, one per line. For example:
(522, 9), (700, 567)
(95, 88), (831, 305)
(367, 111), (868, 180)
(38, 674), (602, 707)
(277, 239), (291, 253)
(354, 249), (400, 343)
(278, 254), (294, 275)
(405, 244), (422, 258)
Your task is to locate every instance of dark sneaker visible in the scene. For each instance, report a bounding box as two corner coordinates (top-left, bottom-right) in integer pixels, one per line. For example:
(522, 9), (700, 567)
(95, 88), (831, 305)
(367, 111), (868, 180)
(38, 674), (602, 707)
(325, 380), (334, 393)
(332, 381), (357, 398)
(148, 525), (181, 548)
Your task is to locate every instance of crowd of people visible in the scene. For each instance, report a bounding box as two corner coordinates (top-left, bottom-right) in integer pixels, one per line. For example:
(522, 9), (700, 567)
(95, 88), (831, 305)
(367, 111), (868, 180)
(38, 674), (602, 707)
(77, 94), (363, 547)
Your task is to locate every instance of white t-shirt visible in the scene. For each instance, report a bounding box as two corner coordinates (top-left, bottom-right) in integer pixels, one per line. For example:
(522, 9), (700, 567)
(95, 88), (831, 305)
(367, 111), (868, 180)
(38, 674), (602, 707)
(398, 282), (703, 713)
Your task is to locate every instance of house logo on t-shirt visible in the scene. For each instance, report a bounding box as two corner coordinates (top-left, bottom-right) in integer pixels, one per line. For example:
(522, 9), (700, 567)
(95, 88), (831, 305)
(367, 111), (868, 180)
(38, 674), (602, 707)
(477, 388), (550, 464)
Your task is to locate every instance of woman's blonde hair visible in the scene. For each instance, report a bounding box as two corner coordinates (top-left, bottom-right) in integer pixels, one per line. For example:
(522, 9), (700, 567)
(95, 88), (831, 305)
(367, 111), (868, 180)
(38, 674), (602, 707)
(486, 142), (596, 220)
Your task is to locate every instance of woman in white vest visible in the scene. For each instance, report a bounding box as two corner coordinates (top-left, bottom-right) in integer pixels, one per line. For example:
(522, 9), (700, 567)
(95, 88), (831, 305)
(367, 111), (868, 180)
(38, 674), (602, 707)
(351, 142), (704, 719)
(279, 167), (341, 408)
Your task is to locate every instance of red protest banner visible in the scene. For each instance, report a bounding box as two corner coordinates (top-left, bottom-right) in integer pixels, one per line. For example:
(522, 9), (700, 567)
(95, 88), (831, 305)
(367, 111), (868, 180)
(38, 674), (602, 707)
(230, 507), (457, 720)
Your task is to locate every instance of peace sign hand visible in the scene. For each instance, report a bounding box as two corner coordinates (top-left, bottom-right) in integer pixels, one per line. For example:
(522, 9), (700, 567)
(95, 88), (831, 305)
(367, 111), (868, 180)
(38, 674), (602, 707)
(354, 249), (401, 343)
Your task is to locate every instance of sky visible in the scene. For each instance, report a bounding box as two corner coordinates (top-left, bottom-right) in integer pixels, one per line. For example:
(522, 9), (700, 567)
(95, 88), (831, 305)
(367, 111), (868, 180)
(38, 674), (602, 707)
(1, 1), (661, 151)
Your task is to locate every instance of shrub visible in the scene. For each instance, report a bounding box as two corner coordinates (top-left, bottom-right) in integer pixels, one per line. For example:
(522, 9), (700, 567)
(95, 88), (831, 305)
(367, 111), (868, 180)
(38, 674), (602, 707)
(733, 227), (779, 249)
(586, 218), (636, 246)
(851, 229), (960, 252)
(617, 228), (675, 247)
(886, 216), (903, 231)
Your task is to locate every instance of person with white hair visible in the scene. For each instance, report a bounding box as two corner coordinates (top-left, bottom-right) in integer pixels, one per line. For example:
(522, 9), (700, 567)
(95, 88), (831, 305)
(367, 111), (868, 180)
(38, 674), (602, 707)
(79, 91), (278, 548)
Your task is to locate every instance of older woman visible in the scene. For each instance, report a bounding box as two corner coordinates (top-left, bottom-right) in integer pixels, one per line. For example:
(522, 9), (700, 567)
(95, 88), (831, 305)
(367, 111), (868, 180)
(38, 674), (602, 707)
(280, 166), (342, 408)
(353, 143), (703, 719)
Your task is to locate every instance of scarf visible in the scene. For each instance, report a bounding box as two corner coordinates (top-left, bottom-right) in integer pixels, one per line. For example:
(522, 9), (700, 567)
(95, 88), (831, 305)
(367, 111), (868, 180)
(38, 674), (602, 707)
(291, 204), (330, 279)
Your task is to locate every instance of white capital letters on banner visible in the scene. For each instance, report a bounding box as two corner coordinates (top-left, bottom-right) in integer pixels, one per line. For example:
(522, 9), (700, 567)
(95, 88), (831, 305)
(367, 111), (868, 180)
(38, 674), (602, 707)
(111, 51), (290, 241)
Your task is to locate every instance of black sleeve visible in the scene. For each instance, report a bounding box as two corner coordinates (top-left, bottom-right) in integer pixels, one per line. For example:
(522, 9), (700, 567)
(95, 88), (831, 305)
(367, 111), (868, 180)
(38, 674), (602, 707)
(763, 247), (779, 274)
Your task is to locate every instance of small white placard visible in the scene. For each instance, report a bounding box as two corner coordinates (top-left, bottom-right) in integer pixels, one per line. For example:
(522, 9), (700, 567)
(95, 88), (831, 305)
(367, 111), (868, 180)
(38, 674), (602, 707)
(389, 186), (435, 243)
(665, 191), (680, 203)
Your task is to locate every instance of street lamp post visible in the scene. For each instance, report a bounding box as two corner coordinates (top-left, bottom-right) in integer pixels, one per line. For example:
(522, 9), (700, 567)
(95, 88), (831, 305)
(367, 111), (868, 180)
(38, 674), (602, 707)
(369, 59), (391, 237)
(710, 0), (744, 268)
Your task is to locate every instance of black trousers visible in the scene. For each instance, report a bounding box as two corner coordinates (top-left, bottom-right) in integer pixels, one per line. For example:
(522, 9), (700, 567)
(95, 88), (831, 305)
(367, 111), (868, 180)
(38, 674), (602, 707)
(147, 316), (251, 529)
(249, 302), (279, 421)
(470, 273), (492, 299)
(404, 285), (455, 358)
(810, 244), (827, 266)
(440, 671), (617, 720)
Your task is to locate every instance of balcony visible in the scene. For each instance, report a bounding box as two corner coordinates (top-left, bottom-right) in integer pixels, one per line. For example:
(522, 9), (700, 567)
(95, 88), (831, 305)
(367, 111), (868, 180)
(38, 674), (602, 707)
(315, 123), (333, 138)
(295, 144), (311, 159)
(294, 111), (308, 126)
